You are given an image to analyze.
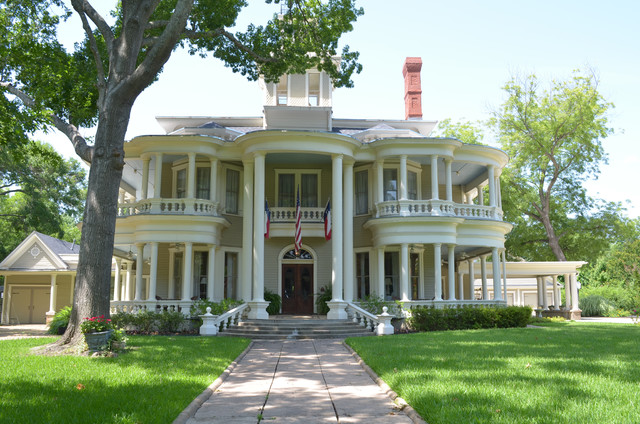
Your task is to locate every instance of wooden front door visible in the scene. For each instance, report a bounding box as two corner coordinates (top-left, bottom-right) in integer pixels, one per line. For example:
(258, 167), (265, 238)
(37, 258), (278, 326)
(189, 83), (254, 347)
(281, 264), (314, 314)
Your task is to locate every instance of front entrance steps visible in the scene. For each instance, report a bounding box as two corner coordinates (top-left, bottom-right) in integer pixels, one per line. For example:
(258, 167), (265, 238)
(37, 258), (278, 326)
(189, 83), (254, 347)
(219, 315), (375, 340)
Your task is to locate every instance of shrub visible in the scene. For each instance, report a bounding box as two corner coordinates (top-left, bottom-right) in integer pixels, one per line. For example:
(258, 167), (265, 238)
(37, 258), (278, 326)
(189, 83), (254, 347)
(47, 306), (72, 335)
(110, 312), (135, 329)
(358, 294), (393, 315)
(264, 290), (281, 315)
(580, 285), (637, 311)
(315, 285), (332, 315)
(157, 310), (185, 333)
(580, 295), (616, 317)
(190, 298), (244, 316)
(406, 306), (532, 332)
(134, 310), (158, 333)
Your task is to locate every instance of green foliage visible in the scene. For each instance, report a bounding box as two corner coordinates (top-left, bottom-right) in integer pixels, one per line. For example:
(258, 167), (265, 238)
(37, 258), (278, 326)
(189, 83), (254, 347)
(0, 140), (86, 261)
(358, 294), (392, 315)
(433, 118), (486, 145)
(190, 298), (244, 316)
(264, 290), (281, 315)
(79, 315), (113, 334)
(133, 310), (157, 333)
(580, 284), (637, 312)
(407, 306), (532, 332)
(492, 70), (615, 261)
(47, 306), (71, 335)
(156, 311), (186, 333)
(579, 295), (616, 317)
(315, 285), (332, 315)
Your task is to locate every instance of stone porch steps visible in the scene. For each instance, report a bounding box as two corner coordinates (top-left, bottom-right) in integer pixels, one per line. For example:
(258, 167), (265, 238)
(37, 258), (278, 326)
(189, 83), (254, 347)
(219, 317), (375, 340)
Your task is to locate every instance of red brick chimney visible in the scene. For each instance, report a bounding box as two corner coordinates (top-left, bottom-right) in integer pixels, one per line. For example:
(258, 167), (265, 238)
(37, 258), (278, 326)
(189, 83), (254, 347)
(403, 57), (422, 120)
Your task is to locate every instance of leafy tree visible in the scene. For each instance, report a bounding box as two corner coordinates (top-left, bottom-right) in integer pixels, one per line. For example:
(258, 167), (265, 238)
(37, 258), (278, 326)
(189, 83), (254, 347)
(1, 0), (363, 349)
(433, 118), (485, 145)
(0, 140), (85, 260)
(491, 70), (614, 261)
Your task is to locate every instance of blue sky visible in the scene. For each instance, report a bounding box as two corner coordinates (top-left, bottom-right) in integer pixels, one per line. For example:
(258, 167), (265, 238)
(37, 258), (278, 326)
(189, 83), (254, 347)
(48, 0), (640, 217)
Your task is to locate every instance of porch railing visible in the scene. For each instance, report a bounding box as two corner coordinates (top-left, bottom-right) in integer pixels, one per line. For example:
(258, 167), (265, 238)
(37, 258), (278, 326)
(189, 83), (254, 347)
(403, 299), (507, 310)
(345, 302), (379, 332)
(110, 299), (193, 315)
(117, 198), (221, 217)
(376, 199), (503, 220)
(270, 207), (325, 223)
(207, 303), (248, 333)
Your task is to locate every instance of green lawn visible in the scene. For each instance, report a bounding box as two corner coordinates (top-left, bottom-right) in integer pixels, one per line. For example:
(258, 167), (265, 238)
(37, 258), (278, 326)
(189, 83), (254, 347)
(0, 336), (250, 424)
(347, 323), (640, 424)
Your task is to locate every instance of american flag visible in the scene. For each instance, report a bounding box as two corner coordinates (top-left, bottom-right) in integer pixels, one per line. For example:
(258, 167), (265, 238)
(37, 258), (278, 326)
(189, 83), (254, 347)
(294, 186), (302, 255)
(264, 200), (271, 238)
(323, 198), (331, 241)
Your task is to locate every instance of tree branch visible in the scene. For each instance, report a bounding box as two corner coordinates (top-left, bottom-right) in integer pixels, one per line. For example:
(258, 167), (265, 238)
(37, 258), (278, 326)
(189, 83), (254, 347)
(71, 0), (115, 54)
(71, 4), (107, 104)
(1, 82), (94, 163)
(0, 188), (26, 196)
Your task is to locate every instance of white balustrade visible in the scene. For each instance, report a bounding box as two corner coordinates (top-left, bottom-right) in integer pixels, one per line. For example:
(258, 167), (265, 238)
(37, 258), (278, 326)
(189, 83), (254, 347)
(269, 207), (325, 223)
(376, 200), (503, 220)
(117, 198), (221, 217)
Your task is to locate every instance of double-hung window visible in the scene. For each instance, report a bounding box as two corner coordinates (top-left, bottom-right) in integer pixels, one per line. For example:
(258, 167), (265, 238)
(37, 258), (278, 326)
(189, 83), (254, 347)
(276, 170), (320, 207)
(225, 168), (240, 214)
(355, 169), (369, 215)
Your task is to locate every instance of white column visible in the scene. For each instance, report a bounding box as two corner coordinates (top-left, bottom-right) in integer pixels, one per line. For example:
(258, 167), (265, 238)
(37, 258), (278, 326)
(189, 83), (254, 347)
(187, 153), (196, 198)
(47, 274), (57, 314)
(564, 273), (572, 311)
(399, 155), (408, 200)
(457, 264), (464, 301)
(141, 156), (150, 199)
(553, 275), (560, 310)
(501, 249), (508, 301)
(182, 242), (193, 301)
(431, 155), (439, 200)
(492, 248), (502, 300)
(447, 245), (456, 300)
(252, 153), (265, 302)
(208, 245), (216, 301)
(377, 247), (385, 298)
(125, 261), (133, 301)
(113, 259), (122, 301)
(400, 243), (410, 301)
(467, 259), (475, 300)
(135, 243), (144, 301)
(496, 172), (502, 208)
(433, 243), (442, 300)
(241, 159), (254, 302)
(541, 276), (549, 309)
(445, 159), (453, 201)
(154, 153), (163, 198)
(168, 250), (176, 299)
(210, 158), (218, 202)
(330, 154), (344, 305)
(148, 242), (158, 301)
(376, 160), (384, 209)
(467, 190), (474, 205)
(536, 277), (543, 307)
(343, 160), (354, 302)
(487, 165), (496, 207)
(480, 255), (488, 300)
(478, 184), (484, 205)
(570, 273), (580, 311)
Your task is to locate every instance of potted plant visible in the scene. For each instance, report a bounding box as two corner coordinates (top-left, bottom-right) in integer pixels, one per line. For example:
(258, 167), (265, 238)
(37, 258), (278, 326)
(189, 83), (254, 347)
(81, 315), (114, 352)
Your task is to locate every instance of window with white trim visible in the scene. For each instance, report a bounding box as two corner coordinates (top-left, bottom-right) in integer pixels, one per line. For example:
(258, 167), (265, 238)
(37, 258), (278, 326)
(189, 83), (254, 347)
(225, 168), (240, 214)
(275, 170), (321, 207)
(355, 169), (369, 215)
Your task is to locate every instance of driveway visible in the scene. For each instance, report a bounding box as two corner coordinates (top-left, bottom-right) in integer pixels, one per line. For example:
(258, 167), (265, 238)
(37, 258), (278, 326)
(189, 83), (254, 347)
(0, 324), (51, 340)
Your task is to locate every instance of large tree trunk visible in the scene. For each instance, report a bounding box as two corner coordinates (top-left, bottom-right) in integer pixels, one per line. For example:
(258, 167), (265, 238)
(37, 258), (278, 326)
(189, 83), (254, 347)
(541, 212), (567, 262)
(56, 99), (130, 348)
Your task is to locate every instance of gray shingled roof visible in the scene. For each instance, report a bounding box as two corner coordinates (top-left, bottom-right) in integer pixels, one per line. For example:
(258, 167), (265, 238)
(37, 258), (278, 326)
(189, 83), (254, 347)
(35, 232), (80, 255)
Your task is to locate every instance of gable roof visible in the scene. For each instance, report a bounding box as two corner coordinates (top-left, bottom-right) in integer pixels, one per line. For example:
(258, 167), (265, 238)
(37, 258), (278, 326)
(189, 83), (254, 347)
(0, 231), (78, 272)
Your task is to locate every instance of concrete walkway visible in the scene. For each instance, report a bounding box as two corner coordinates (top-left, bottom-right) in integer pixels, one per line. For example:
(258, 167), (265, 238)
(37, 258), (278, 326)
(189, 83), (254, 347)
(180, 339), (415, 424)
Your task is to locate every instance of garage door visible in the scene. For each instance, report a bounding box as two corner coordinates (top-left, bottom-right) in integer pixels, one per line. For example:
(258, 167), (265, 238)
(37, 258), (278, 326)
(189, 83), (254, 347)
(523, 293), (538, 308)
(10, 287), (50, 324)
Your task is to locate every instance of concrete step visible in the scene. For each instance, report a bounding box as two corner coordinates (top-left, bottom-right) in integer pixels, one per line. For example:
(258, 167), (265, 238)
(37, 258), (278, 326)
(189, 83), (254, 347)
(219, 317), (375, 340)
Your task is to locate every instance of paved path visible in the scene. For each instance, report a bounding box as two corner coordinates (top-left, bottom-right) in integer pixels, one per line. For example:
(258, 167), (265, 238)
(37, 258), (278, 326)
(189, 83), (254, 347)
(0, 324), (50, 340)
(183, 339), (414, 424)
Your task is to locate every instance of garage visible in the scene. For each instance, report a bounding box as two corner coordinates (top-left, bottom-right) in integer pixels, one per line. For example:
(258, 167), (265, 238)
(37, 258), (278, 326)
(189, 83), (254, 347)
(8, 286), (50, 324)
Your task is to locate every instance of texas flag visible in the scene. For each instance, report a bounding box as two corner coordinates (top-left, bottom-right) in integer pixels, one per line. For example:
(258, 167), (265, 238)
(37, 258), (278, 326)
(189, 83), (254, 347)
(264, 200), (271, 238)
(323, 198), (331, 241)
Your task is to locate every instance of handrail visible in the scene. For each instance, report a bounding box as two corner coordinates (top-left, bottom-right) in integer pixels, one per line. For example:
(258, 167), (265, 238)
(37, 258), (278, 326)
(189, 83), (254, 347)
(269, 206), (325, 223)
(209, 303), (248, 333)
(345, 302), (379, 333)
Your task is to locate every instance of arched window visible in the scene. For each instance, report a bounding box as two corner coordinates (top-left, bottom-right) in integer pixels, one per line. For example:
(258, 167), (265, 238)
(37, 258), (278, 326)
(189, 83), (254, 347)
(282, 249), (313, 260)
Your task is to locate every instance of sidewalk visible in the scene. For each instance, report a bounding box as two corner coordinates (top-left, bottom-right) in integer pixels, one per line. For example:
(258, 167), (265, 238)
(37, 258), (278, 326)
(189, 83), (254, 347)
(178, 339), (416, 424)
